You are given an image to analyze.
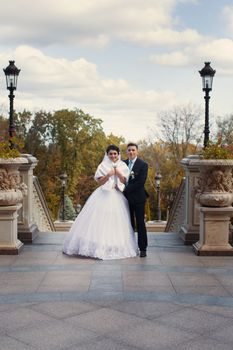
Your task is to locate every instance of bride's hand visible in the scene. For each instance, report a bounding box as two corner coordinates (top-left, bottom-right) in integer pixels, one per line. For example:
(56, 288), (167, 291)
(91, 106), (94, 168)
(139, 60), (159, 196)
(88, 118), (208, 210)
(107, 168), (115, 177)
(115, 168), (122, 177)
(115, 169), (126, 184)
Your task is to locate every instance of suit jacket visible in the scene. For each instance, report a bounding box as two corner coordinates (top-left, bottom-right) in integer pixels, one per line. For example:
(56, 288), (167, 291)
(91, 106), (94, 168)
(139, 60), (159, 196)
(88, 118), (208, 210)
(124, 158), (148, 203)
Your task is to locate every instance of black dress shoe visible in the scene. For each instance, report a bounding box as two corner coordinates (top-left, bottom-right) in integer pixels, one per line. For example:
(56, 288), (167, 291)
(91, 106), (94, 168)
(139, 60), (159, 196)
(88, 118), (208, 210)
(140, 251), (147, 257)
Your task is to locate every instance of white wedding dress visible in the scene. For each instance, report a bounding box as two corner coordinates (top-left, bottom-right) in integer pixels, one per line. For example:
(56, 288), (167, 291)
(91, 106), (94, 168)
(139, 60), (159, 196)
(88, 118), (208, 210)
(62, 157), (137, 260)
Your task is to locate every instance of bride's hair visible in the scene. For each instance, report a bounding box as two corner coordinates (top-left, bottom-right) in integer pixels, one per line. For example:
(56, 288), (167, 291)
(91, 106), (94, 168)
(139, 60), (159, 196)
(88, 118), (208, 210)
(106, 144), (120, 154)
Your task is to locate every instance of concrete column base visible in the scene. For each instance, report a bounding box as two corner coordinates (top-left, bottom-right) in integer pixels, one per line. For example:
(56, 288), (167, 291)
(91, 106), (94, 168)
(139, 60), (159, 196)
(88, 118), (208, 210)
(146, 220), (167, 232)
(18, 154), (39, 243)
(54, 220), (74, 232)
(18, 223), (39, 243)
(0, 205), (24, 255)
(193, 206), (233, 256)
(180, 225), (199, 245)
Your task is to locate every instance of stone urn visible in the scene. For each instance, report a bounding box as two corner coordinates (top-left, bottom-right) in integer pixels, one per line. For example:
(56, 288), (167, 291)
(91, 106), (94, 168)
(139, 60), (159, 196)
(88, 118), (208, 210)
(190, 159), (233, 207)
(0, 157), (28, 205)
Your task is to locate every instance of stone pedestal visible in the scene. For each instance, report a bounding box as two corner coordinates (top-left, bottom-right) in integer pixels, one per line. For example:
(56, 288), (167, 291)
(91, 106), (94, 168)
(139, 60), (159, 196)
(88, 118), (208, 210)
(54, 220), (74, 232)
(193, 207), (233, 256)
(0, 204), (23, 255)
(146, 220), (167, 232)
(18, 154), (39, 243)
(179, 155), (201, 244)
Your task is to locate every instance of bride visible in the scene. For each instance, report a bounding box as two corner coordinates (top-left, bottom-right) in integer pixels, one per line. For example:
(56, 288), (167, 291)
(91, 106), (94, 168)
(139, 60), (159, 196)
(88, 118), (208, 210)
(62, 144), (137, 260)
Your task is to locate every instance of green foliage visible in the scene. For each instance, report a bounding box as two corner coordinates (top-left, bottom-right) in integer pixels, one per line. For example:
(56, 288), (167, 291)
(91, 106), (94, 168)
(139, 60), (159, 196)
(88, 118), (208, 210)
(202, 140), (233, 159)
(0, 108), (124, 219)
(0, 136), (23, 158)
(59, 195), (76, 221)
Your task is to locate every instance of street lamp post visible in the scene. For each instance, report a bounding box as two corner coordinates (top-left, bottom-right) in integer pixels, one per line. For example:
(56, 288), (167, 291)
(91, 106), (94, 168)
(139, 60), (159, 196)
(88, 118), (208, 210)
(76, 203), (82, 216)
(155, 173), (162, 221)
(3, 61), (21, 148)
(59, 173), (68, 222)
(199, 62), (216, 148)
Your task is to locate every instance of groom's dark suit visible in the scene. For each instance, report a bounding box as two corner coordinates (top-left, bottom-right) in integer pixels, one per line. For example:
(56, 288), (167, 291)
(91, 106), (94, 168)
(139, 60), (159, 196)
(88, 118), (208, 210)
(124, 158), (148, 252)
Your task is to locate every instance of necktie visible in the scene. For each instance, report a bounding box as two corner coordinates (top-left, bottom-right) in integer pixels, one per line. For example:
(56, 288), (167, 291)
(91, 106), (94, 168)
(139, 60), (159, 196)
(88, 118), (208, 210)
(128, 160), (133, 172)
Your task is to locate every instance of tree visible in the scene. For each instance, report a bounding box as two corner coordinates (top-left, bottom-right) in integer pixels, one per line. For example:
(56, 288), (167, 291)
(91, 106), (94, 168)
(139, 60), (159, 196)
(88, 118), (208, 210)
(58, 195), (76, 221)
(157, 103), (203, 163)
(216, 114), (233, 145)
(139, 140), (183, 220)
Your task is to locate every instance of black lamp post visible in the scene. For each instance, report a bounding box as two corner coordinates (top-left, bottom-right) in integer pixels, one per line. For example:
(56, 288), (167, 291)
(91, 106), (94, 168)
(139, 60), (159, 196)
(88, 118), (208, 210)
(199, 62), (216, 148)
(155, 172), (162, 221)
(59, 173), (68, 221)
(76, 203), (82, 216)
(3, 61), (21, 147)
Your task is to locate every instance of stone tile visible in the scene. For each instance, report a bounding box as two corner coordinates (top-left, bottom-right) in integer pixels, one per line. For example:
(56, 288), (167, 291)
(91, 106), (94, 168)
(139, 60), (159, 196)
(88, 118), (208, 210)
(168, 272), (220, 286)
(174, 285), (231, 297)
(64, 308), (142, 335)
(36, 284), (89, 293)
(40, 270), (91, 284)
(209, 322), (233, 344)
(0, 256), (17, 266)
(0, 307), (55, 332)
(157, 307), (231, 334)
(91, 276), (122, 284)
(10, 320), (98, 350)
(37, 270), (91, 292)
(89, 283), (123, 292)
(121, 254), (162, 266)
(0, 284), (39, 294)
(107, 300), (184, 319)
(54, 254), (96, 265)
(0, 335), (36, 350)
(200, 257), (233, 267)
(29, 301), (100, 319)
(159, 252), (204, 267)
(223, 285), (233, 297)
(108, 321), (195, 350)
(123, 271), (172, 286)
(12, 251), (58, 266)
(0, 302), (39, 312)
(214, 274), (233, 287)
(2, 271), (46, 284)
(68, 337), (137, 350)
(193, 304), (233, 318)
(172, 336), (233, 350)
(123, 284), (176, 293)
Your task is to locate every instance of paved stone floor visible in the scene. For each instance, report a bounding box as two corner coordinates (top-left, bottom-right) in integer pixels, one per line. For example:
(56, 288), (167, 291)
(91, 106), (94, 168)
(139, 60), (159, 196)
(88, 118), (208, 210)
(1, 232), (233, 349)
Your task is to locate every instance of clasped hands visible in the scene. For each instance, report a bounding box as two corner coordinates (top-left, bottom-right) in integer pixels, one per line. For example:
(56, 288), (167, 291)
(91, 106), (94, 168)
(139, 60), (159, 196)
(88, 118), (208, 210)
(107, 166), (121, 178)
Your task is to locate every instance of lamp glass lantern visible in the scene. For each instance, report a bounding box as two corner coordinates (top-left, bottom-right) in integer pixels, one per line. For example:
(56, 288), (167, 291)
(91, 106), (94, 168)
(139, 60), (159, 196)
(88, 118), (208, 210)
(199, 62), (215, 91)
(155, 173), (162, 187)
(59, 173), (68, 187)
(3, 60), (20, 90)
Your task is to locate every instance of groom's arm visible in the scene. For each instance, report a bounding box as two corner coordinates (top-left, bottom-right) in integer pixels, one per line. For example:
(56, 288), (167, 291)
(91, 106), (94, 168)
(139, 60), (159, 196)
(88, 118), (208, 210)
(124, 162), (148, 194)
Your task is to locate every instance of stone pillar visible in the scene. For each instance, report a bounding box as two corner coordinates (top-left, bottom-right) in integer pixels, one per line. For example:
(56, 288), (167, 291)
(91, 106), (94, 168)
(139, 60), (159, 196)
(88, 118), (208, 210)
(193, 207), (233, 256)
(0, 204), (23, 255)
(18, 154), (39, 243)
(179, 155), (201, 244)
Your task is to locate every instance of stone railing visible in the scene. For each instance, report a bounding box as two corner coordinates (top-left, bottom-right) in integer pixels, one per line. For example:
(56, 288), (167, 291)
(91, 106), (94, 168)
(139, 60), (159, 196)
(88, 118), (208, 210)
(33, 176), (56, 232)
(165, 178), (185, 233)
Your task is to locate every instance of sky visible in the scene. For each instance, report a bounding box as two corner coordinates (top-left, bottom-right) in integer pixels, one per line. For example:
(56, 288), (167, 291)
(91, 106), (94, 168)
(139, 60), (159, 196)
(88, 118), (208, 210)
(0, 0), (233, 142)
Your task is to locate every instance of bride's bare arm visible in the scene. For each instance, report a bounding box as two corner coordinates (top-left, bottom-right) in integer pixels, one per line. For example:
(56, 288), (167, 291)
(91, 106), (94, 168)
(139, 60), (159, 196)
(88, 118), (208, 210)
(97, 168), (115, 185)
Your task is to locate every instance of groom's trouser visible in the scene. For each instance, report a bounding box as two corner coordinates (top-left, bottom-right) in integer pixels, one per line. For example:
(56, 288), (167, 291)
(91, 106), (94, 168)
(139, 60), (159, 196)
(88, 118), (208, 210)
(129, 201), (148, 251)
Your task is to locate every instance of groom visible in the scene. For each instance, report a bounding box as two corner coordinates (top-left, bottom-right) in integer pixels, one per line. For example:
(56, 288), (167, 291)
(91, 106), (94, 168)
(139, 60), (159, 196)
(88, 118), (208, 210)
(124, 143), (148, 257)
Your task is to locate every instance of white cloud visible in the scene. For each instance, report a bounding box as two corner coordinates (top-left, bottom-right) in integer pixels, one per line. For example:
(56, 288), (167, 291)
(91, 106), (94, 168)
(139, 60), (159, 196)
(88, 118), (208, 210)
(0, 0), (201, 48)
(150, 38), (233, 74)
(223, 5), (233, 36)
(0, 45), (177, 140)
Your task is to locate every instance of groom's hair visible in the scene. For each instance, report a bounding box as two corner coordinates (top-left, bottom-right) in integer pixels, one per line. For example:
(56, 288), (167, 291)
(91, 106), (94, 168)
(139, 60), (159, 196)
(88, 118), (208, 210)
(127, 142), (138, 150)
(106, 144), (120, 154)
